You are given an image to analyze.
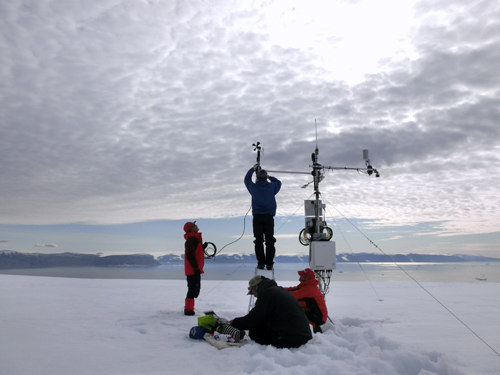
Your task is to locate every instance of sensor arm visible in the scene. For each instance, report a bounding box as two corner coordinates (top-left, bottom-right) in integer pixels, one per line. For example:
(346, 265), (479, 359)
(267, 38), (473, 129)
(267, 166), (379, 176)
(266, 170), (311, 175)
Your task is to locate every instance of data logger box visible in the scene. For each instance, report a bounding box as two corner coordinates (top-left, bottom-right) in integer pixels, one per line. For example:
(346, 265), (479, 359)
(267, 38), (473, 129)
(309, 241), (336, 270)
(304, 200), (325, 217)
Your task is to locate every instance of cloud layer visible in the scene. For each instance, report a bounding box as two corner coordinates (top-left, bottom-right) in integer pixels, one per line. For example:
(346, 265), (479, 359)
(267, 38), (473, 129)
(1, 0), (499, 240)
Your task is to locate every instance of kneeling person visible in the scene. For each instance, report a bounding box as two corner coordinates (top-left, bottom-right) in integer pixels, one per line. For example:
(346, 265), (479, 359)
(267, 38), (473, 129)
(230, 276), (312, 348)
(284, 268), (328, 333)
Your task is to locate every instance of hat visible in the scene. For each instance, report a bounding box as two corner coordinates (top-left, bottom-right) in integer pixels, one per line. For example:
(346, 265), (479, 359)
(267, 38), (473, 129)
(256, 169), (268, 181)
(298, 268), (316, 280)
(183, 221), (196, 233)
(247, 275), (265, 295)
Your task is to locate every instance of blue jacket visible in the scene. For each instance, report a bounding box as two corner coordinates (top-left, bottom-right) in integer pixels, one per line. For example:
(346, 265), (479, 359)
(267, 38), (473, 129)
(244, 168), (281, 216)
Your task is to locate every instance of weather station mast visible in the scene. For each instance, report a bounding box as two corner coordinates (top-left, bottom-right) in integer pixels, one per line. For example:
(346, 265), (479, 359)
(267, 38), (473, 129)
(254, 123), (380, 296)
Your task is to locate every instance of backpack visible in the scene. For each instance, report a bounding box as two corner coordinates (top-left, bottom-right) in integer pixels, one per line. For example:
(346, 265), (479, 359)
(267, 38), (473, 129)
(188, 312), (221, 340)
(197, 315), (218, 332)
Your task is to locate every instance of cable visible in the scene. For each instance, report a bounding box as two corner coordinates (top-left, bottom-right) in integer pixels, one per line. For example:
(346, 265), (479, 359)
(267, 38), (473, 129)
(204, 205), (251, 258)
(202, 242), (217, 258)
(199, 205), (252, 298)
(202, 196), (308, 298)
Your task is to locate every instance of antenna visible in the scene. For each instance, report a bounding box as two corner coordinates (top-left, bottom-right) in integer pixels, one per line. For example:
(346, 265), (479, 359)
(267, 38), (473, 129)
(315, 119), (318, 150)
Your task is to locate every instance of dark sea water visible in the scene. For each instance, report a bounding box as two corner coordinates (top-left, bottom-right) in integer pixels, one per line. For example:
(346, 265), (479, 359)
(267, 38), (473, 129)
(1, 261), (499, 282)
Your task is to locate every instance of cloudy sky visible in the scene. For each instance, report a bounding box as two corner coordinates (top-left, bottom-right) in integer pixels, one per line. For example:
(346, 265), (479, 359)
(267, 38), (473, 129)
(1, 0), (500, 258)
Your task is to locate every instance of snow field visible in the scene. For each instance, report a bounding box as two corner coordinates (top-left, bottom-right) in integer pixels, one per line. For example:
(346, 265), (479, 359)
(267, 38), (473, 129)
(1, 276), (499, 375)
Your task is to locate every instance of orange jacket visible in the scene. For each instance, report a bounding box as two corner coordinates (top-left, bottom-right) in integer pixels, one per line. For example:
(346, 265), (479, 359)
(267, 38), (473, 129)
(285, 278), (328, 323)
(184, 232), (204, 275)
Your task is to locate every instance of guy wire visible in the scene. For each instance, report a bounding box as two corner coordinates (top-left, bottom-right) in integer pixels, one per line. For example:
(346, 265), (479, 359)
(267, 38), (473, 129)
(321, 194), (383, 301)
(322, 195), (500, 358)
(198, 261), (250, 301)
(275, 193), (315, 234)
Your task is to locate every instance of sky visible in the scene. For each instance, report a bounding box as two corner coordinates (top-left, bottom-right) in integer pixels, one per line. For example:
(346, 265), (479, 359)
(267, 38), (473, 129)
(1, 275), (499, 374)
(1, 0), (500, 258)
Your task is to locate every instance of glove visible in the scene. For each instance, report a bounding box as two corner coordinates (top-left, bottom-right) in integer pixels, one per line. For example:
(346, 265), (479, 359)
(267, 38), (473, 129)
(253, 163), (260, 171)
(202, 242), (208, 250)
(195, 269), (201, 275)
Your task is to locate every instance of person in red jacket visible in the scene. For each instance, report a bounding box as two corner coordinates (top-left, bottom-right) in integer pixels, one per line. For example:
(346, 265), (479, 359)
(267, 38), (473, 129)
(183, 221), (205, 316)
(284, 268), (328, 333)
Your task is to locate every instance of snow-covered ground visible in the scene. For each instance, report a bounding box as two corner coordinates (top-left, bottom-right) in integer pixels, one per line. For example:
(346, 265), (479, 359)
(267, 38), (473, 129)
(1, 275), (499, 375)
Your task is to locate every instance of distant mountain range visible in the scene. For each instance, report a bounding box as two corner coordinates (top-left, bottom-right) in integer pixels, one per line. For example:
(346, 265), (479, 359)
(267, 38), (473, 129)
(158, 252), (500, 264)
(0, 251), (159, 269)
(1, 250), (499, 270)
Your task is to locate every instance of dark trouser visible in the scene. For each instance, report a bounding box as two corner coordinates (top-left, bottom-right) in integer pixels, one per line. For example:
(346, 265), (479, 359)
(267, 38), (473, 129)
(186, 272), (201, 299)
(305, 310), (326, 328)
(253, 214), (275, 268)
(249, 325), (310, 349)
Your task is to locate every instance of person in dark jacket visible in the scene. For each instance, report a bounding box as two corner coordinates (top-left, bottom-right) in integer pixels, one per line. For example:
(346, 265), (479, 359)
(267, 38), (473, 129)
(183, 221), (206, 316)
(285, 268), (328, 333)
(230, 276), (312, 348)
(244, 165), (282, 270)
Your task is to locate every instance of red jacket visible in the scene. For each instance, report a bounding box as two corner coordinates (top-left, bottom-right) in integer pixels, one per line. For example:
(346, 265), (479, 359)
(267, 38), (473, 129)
(285, 278), (328, 324)
(184, 232), (204, 276)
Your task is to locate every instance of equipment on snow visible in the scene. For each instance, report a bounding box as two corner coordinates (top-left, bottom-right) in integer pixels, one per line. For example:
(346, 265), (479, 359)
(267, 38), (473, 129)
(188, 311), (245, 346)
(189, 326), (210, 340)
(203, 333), (242, 350)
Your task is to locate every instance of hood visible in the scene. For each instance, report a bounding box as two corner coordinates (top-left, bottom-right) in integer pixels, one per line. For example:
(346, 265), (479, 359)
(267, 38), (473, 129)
(254, 180), (271, 188)
(256, 278), (278, 296)
(184, 232), (202, 240)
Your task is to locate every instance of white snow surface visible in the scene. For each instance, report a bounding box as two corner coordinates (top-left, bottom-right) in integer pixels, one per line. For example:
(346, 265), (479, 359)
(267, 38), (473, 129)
(1, 275), (499, 375)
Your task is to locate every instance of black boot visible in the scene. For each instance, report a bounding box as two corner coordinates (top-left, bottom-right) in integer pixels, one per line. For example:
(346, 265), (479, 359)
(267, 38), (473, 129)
(313, 325), (323, 334)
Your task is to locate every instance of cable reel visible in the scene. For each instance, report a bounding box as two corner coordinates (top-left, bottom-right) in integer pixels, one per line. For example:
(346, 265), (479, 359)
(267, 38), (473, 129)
(299, 225), (333, 246)
(203, 242), (218, 258)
